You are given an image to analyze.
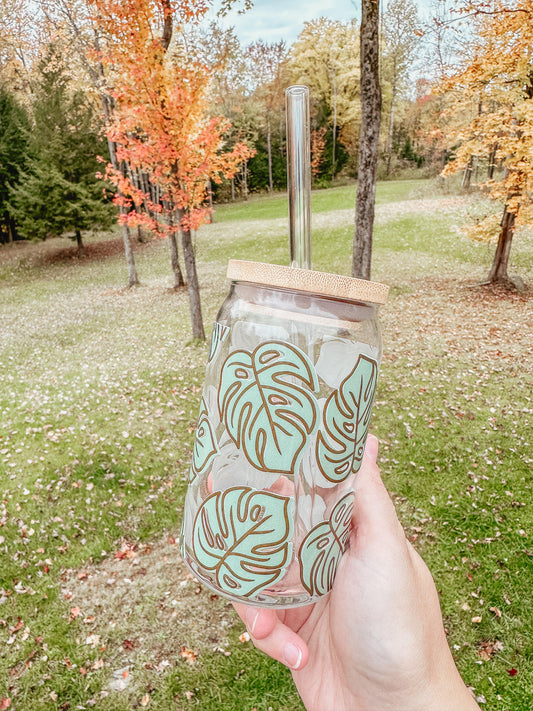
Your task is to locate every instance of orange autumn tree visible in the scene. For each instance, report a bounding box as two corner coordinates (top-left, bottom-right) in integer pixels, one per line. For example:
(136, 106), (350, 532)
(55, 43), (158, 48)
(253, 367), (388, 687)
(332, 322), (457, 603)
(438, 0), (533, 287)
(90, 0), (251, 339)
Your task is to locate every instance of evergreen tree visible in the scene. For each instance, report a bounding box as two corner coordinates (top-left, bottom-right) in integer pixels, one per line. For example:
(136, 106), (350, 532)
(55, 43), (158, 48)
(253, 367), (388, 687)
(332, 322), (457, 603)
(8, 43), (113, 251)
(0, 87), (30, 243)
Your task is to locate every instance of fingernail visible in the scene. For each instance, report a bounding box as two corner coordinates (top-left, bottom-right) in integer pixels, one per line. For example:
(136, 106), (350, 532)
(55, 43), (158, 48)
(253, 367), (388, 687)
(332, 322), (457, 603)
(282, 643), (302, 670)
(246, 608), (259, 636)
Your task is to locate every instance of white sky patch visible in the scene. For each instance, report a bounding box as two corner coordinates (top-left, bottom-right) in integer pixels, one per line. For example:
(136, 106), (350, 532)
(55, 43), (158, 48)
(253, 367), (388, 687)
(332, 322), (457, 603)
(206, 0), (438, 48)
(212, 0), (357, 46)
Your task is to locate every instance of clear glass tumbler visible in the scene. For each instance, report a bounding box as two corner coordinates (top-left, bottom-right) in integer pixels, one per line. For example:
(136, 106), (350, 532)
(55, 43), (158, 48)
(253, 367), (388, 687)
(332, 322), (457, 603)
(180, 260), (388, 607)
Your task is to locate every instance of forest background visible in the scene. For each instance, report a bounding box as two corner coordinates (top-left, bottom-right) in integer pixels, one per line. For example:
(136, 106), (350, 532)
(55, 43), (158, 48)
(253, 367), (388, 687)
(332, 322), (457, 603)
(1, 0), (532, 710)
(3, 0), (532, 339)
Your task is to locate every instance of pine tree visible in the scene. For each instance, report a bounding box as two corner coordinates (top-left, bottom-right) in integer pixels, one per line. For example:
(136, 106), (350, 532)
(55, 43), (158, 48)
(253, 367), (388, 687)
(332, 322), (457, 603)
(9, 43), (113, 251)
(0, 87), (30, 243)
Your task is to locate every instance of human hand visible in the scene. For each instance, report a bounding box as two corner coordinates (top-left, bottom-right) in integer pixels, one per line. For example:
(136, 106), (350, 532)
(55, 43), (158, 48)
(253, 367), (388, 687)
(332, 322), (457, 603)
(233, 435), (480, 711)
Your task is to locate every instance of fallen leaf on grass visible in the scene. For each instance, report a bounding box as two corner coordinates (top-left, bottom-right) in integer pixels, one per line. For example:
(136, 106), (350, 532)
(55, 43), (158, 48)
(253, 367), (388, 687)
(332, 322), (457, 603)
(0, 699), (11, 709)
(9, 618), (24, 634)
(478, 640), (503, 661)
(114, 543), (137, 560)
(180, 646), (198, 665)
(490, 606), (502, 618)
(69, 606), (82, 620)
(472, 616), (482, 624)
(140, 693), (151, 707)
(508, 668), (518, 677)
(239, 631), (250, 643)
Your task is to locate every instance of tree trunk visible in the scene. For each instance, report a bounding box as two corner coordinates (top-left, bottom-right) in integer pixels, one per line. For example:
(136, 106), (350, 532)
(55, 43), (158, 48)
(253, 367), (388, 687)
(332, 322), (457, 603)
(386, 80), (396, 176)
(165, 204), (185, 287)
(98, 65), (140, 287)
(242, 161), (248, 201)
(180, 218), (205, 340)
(332, 71), (337, 180)
(206, 178), (213, 221)
(462, 155), (474, 190)
(119, 206), (140, 287)
(169, 231), (185, 287)
(7, 217), (15, 244)
(488, 205), (515, 284)
(488, 143), (498, 179)
(353, 0), (382, 281)
(75, 228), (85, 257)
(231, 177), (235, 201)
(267, 114), (273, 193)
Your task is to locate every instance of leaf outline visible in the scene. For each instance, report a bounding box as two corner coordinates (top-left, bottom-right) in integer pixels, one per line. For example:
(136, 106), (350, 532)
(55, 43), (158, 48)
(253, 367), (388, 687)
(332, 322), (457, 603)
(192, 486), (294, 597)
(190, 397), (218, 481)
(316, 354), (378, 482)
(218, 341), (319, 474)
(299, 492), (354, 597)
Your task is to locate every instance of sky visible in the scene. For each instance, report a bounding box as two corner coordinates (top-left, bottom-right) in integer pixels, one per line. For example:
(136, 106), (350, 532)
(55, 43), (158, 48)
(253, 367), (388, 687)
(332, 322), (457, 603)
(213, 0), (435, 48)
(218, 0), (357, 46)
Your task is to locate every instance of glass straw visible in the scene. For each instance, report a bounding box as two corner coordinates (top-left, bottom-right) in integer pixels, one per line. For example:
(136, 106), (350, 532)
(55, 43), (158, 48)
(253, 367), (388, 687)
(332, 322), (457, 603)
(286, 85), (311, 270)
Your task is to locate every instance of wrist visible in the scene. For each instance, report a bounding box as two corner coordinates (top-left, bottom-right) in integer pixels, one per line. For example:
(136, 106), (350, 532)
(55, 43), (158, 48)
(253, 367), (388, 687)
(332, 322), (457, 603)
(412, 657), (481, 711)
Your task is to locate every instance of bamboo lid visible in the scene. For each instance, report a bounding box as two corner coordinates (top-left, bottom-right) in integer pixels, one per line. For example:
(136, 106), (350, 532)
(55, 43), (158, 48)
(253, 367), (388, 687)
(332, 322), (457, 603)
(226, 260), (389, 305)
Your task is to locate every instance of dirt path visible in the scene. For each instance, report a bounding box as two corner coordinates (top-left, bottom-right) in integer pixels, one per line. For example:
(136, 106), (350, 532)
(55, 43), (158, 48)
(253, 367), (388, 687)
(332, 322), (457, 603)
(312, 196), (469, 230)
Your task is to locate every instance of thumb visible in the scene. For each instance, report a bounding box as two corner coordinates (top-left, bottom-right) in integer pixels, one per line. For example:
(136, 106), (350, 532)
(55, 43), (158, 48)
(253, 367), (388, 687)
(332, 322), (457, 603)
(364, 432), (379, 464)
(351, 435), (404, 544)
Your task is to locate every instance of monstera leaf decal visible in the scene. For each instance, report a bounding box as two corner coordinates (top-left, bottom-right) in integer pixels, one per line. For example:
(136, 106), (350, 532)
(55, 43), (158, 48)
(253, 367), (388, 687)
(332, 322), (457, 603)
(316, 354), (378, 482)
(208, 322), (229, 363)
(192, 486), (294, 597)
(219, 341), (319, 474)
(299, 492), (354, 597)
(190, 398), (218, 481)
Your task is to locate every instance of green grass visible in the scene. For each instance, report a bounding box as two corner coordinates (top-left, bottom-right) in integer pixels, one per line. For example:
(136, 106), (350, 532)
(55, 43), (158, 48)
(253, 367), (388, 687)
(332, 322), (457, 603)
(0, 179), (532, 710)
(212, 178), (428, 223)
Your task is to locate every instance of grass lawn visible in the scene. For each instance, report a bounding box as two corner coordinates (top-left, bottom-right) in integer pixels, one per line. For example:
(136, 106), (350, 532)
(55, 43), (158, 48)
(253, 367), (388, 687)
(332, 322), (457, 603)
(0, 179), (532, 710)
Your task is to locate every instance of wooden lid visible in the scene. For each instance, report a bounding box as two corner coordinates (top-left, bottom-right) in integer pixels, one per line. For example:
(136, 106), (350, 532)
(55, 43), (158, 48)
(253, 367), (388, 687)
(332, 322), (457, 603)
(226, 260), (389, 305)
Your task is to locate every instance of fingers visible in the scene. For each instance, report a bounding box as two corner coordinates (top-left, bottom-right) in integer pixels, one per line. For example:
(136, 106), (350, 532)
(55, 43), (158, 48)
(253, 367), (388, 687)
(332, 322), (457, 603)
(232, 603), (309, 671)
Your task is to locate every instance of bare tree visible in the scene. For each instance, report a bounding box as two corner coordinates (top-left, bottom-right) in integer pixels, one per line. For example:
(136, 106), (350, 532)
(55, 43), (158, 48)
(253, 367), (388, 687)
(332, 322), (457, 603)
(382, 0), (419, 175)
(353, 0), (381, 280)
(41, 0), (140, 286)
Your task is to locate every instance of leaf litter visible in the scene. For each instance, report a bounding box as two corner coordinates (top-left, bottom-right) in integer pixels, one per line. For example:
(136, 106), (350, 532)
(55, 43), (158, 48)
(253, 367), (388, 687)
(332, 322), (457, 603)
(0, 193), (532, 708)
(62, 535), (234, 691)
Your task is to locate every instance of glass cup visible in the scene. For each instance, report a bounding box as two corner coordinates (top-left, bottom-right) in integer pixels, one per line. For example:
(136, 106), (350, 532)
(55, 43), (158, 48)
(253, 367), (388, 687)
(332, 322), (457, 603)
(180, 260), (388, 607)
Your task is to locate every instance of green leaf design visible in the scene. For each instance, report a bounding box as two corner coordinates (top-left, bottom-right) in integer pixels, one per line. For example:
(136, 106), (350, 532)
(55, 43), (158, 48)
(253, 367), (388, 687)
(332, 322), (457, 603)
(299, 492), (354, 597)
(218, 341), (319, 474)
(191, 398), (218, 481)
(208, 322), (229, 363)
(316, 354), (378, 482)
(192, 486), (294, 597)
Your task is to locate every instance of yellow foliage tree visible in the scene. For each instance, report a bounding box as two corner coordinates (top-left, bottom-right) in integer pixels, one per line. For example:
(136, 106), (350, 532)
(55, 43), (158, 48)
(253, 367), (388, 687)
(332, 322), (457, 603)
(439, 0), (533, 287)
(289, 18), (360, 178)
